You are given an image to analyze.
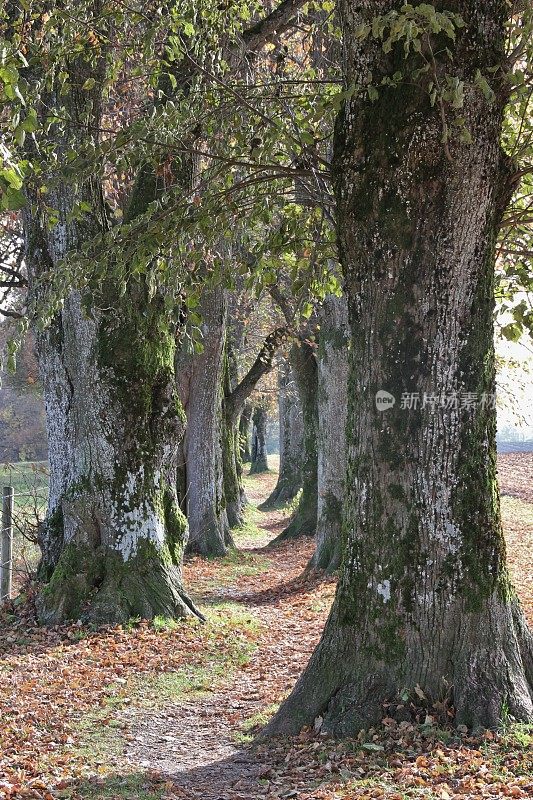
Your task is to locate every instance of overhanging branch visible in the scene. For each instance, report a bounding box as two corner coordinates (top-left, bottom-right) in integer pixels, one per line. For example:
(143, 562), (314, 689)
(225, 326), (288, 423)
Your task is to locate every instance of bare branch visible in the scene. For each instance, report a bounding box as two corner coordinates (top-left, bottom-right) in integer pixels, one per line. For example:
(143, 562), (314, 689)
(225, 326), (288, 422)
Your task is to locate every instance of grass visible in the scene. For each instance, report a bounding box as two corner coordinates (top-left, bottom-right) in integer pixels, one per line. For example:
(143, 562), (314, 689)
(216, 547), (272, 577)
(75, 774), (167, 800)
(73, 601), (263, 783)
(232, 505), (266, 541)
(233, 703), (280, 744)
(0, 460), (49, 507)
(0, 460), (49, 587)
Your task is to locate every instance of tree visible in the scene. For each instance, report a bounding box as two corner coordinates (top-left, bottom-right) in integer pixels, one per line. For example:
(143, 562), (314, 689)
(15, 7), (204, 625)
(1, 0), (308, 622)
(262, 358), (303, 506)
(312, 294), (349, 572)
(177, 288), (231, 557)
(275, 338), (318, 539)
(239, 401), (253, 463)
(266, 0), (533, 734)
(250, 404), (269, 474)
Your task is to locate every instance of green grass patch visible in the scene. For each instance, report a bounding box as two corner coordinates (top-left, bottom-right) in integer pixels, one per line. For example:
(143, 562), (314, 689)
(199, 549), (272, 590)
(0, 461), (49, 508)
(231, 505), (266, 541)
(233, 702), (280, 744)
(73, 602), (263, 776)
(102, 604), (261, 711)
(75, 773), (166, 799)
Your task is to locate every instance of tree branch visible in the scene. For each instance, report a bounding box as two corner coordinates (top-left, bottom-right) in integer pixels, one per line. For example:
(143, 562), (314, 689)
(0, 307), (23, 319)
(225, 326), (288, 423)
(242, 0), (307, 54)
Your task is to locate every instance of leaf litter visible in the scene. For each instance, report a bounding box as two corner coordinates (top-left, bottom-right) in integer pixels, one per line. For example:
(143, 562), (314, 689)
(0, 458), (532, 799)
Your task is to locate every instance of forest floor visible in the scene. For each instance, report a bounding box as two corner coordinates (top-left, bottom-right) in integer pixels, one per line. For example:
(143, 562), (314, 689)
(0, 455), (532, 800)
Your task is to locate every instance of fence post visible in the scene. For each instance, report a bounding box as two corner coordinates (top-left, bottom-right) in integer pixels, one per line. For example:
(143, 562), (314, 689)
(1, 486), (14, 603)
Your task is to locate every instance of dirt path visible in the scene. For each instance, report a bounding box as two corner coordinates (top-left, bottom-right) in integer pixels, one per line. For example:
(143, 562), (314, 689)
(1, 463), (531, 800)
(124, 471), (336, 799)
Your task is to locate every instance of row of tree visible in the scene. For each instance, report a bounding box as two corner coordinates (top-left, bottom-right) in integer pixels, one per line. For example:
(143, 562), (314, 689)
(0, 0), (532, 732)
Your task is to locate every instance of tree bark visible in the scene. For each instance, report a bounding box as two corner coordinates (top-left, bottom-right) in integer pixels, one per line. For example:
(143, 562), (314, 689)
(250, 406), (269, 474)
(34, 277), (198, 625)
(311, 295), (349, 572)
(239, 402), (253, 463)
(25, 31), (201, 625)
(177, 288), (231, 557)
(266, 0), (532, 734)
(275, 340), (318, 539)
(262, 359), (303, 507)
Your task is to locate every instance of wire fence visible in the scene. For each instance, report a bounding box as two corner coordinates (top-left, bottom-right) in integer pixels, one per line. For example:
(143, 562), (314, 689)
(1, 487), (14, 603)
(0, 467), (49, 604)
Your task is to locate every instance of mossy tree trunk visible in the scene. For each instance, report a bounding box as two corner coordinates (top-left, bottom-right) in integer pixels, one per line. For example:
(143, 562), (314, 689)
(276, 340), (318, 540)
(266, 0), (532, 734)
(312, 295), (349, 572)
(222, 336), (247, 528)
(239, 402), (253, 463)
(26, 42), (201, 626)
(263, 358), (303, 507)
(222, 407), (246, 528)
(177, 288), (231, 557)
(35, 273), (199, 625)
(223, 325), (287, 525)
(250, 406), (269, 474)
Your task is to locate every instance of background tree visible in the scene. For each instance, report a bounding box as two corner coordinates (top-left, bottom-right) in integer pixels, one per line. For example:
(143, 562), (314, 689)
(274, 336), (319, 539)
(250, 401), (270, 474)
(177, 288), (230, 557)
(263, 357), (303, 506)
(312, 293), (348, 572)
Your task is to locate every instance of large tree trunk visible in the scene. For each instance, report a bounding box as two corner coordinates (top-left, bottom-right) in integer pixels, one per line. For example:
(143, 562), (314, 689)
(34, 280), (198, 625)
(262, 359), (303, 507)
(24, 35), (201, 625)
(250, 406), (269, 474)
(177, 289), (231, 557)
(266, 0), (532, 734)
(276, 340), (318, 539)
(311, 295), (349, 572)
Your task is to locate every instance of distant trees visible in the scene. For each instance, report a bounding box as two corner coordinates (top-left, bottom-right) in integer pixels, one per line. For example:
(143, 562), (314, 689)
(263, 359), (303, 506)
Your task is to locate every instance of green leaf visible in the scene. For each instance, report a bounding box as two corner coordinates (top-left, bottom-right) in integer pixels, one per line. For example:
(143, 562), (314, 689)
(1, 186), (25, 210)
(1, 166), (23, 190)
(475, 70), (496, 103)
